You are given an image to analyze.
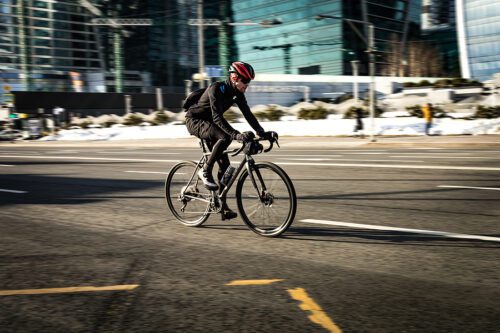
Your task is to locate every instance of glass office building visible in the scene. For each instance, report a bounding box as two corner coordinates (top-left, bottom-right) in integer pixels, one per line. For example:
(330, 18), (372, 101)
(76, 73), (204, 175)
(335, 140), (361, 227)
(422, 0), (455, 30)
(457, 0), (500, 81)
(421, 0), (459, 76)
(0, 0), (151, 93)
(103, 0), (197, 91)
(98, 1), (238, 91)
(0, 0), (103, 91)
(231, 0), (421, 76)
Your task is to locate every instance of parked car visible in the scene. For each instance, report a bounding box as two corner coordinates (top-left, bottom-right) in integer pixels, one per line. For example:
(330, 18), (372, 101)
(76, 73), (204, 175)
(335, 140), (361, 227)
(0, 129), (24, 141)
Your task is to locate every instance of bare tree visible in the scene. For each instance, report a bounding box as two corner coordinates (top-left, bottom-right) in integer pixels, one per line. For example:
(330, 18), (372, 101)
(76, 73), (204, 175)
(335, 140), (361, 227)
(406, 40), (443, 77)
(381, 37), (444, 77)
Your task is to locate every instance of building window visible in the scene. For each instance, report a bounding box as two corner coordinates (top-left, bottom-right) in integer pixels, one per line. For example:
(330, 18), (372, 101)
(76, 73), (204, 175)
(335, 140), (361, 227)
(34, 48), (51, 56)
(73, 60), (86, 67)
(32, 10), (49, 18)
(32, 19), (50, 28)
(299, 65), (321, 75)
(35, 57), (51, 65)
(33, 39), (50, 47)
(32, 1), (49, 9)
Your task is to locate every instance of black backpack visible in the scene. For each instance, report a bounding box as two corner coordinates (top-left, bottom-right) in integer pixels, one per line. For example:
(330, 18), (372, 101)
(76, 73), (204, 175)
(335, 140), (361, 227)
(182, 87), (207, 110)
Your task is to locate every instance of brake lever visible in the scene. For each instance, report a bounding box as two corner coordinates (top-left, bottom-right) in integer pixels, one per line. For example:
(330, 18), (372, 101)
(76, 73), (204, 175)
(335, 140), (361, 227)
(275, 139), (280, 148)
(264, 139), (274, 153)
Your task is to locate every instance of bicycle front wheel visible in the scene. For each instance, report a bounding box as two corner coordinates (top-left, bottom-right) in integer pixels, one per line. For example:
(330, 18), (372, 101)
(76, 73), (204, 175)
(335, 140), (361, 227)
(165, 161), (211, 226)
(236, 162), (297, 237)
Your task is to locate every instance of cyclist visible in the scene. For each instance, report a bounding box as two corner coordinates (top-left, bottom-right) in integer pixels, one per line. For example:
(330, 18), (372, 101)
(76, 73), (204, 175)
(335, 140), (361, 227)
(185, 61), (274, 220)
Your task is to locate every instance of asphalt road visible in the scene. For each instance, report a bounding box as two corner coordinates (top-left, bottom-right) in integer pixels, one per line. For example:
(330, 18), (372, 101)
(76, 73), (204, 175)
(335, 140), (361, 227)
(0, 138), (499, 333)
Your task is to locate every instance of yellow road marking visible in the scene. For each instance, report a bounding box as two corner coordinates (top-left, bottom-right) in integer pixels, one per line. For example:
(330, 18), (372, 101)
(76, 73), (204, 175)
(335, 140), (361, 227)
(225, 279), (284, 286)
(288, 287), (343, 333)
(0, 284), (139, 296)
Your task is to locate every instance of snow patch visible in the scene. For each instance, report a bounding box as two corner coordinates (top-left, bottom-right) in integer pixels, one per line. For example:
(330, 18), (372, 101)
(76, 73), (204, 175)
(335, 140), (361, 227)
(41, 117), (500, 141)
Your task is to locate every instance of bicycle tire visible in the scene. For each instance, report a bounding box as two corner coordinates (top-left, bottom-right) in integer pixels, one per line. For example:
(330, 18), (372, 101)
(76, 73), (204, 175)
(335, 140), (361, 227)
(236, 162), (297, 237)
(165, 161), (211, 226)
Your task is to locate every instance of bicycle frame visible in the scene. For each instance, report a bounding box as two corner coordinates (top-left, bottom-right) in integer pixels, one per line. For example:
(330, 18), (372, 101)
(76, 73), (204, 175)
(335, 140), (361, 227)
(219, 154), (260, 202)
(183, 140), (267, 212)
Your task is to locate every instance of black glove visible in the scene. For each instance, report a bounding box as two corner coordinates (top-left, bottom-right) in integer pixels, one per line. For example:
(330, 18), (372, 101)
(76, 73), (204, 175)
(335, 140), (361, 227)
(261, 131), (278, 141)
(235, 131), (254, 143)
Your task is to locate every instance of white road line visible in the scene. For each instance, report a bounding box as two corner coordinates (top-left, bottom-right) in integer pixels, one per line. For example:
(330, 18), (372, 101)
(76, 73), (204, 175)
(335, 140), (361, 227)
(342, 152), (387, 155)
(390, 152), (472, 154)
(275, 162), (500, 171)
(125, 170), (169, 175)
(278, 149), (387, 152)
(53, 150), (80, 154)
(98, 152), (181, 155)
(391, 155), (496, 159)
(278, 158), (424, 163)
(2, 154), (499, 171)
(273, 154), (343, 157)
(0, 164), (14, 167)
(301, 219), (500, 243)
(0, 155), (181, 163)
(438, 185), (500, 191)
(279, 158), (340, 162)
(0, 189), (28, 194)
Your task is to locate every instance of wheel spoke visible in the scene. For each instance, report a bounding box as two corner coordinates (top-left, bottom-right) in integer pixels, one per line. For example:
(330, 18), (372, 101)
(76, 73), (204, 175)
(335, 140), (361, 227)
(237, 163), (296, 237)
(245, 202), (263, 218)
(165, 162), (211, 226)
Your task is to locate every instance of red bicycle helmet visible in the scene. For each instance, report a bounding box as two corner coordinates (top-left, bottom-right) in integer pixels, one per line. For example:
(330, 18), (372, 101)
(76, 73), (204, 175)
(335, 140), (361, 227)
(228, 61), (255, 80)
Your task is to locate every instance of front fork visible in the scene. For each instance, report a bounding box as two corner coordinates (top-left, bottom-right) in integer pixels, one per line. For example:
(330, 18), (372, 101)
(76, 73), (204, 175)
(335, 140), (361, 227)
(245, 156), (271, 205)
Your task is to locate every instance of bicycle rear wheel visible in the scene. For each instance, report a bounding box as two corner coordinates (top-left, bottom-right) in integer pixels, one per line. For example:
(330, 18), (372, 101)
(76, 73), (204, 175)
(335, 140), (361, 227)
(236, 162), (296, 237)
(165, 161), (211, 226)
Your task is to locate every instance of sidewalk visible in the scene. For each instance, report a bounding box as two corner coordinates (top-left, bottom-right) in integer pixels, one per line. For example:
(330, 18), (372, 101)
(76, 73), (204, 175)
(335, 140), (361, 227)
(3, 134), (500, 148)
(284, 135), (500, 148)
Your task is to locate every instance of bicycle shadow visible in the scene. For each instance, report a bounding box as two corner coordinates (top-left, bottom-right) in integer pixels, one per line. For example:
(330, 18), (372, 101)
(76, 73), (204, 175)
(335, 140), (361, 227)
(282, 226), (500, 249)
(200, 224), (248, 232)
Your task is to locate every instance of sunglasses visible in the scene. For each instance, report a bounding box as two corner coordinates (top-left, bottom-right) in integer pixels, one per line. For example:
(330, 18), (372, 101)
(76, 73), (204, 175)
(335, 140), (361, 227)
(239, 76), (251, 84)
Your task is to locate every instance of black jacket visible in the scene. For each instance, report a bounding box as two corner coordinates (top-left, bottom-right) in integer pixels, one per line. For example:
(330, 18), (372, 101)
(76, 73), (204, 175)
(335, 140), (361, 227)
(186, 80), (264, 139)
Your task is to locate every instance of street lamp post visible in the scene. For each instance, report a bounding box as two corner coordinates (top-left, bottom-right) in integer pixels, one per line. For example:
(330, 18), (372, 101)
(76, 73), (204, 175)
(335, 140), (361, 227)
(316, 14), (377, 142)
(350, 60), (359, 103)
(197, 0), (206, 88)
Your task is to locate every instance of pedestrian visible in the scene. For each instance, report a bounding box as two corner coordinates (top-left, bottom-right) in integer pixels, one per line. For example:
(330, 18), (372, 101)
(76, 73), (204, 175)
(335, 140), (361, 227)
(421, 103), (433, 135)
(52, 106), (65, 128)
(353, 107), (365, 138)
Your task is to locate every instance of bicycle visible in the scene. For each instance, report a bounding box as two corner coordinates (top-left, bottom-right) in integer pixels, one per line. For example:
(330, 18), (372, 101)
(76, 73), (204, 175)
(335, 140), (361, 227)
(165, 133), (297, 237)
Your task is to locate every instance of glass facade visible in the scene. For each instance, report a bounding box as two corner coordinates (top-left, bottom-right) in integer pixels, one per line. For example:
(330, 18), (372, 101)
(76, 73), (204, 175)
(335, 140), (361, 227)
(457, 0), (500, 81)
(0, 0), (104, 91)
(0, 1), (154, 93)
(422, 0), (455, 30)
(231, 0), (421, 76)
(232, 0), (343, 75)
(0, 0), (102, 72)
(421, 0), (459, 77)
(98, 1), (193, 91)
(351, 0), (421, 76)
(98, 1), (238, 91)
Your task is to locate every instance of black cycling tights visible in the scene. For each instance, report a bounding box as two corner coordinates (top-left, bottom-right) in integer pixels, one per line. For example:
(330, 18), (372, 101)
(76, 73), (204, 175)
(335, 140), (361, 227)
(205, 138), (231, 182)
